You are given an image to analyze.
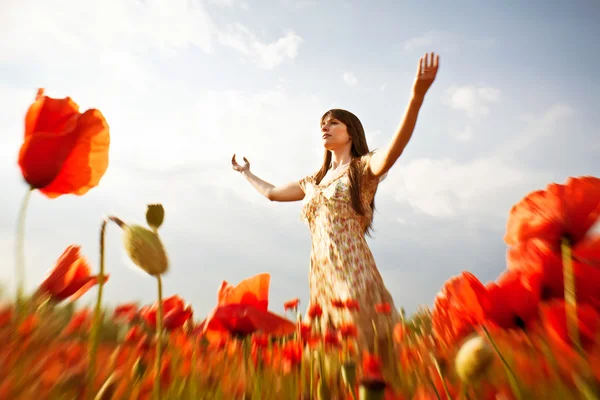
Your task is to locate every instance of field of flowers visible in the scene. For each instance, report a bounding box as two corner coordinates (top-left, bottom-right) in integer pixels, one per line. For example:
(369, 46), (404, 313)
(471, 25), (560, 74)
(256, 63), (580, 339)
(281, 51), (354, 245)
(1, 89), (598, 399)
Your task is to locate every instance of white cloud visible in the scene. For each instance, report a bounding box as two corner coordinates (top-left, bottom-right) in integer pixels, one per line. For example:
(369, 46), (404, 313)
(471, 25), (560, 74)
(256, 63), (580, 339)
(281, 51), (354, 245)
(342, 72), (358, 86)
(1, 0), (300, 69)
(403, 30), (495, 53)
(404, 33), (435, 52)
(0, 0), (216, 60)
(444, 84), (502, 118)
(218, 24), (303, 69)
(391, 157), (533, 218)
(208, 0), (249, 9)
(389, 103), (574, 220)
(449, 125), (473, 142)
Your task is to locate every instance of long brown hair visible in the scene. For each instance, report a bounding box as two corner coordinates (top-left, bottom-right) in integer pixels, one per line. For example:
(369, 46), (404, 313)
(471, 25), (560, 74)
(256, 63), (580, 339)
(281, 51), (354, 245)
(314, 109), (376, 235)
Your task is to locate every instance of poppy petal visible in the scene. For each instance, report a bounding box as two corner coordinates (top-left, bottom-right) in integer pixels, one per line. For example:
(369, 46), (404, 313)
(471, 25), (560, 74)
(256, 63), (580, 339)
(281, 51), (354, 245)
(24, 90), (80, 139)
(40, 109), (110, 198)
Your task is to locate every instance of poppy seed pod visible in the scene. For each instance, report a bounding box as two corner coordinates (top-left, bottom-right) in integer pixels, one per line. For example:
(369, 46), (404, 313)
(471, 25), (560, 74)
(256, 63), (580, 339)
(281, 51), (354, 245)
(146, 204), (164, 230)
(455, 335), (494, 384)
(122, 225), (169, 276)
(341, 360), (357, 388)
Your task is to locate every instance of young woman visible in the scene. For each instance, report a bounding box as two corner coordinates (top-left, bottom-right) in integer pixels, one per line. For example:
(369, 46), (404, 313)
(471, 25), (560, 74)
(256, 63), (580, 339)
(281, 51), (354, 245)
(232, 52), (439, 352)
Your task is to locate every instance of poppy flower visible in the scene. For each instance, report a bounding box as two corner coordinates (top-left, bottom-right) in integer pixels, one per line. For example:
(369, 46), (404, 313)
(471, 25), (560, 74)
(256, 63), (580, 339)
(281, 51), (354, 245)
(307, 303), (323, 319)
(504, 176), (600, 248)
(540, 300), (599, 352)
(485, 269), (541, 330)
(375, 303), (392, 314)
(432, 272), (490, 344)
(139, 295), (193, 331)
(18, 89), (110, 198)
(508, 238), (600, 307)
(35, 245), (105, 302)
(283, 298), (300, 312)
(201, 273), (295, 337)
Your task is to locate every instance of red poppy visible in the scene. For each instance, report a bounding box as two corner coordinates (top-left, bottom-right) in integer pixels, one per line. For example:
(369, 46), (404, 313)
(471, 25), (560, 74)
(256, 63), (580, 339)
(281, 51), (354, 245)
(113, 303), (138, 323)
(540, 300), (600, 352)
(432, 272), (490, 344)
(283, 298), (300, 312)
(139, 295), (193, 331)
(201, 273), (295, 337)
(18, 89), (110, 198)
(375, 303), (392, 314)
(307, 303), (323, 319)
(35, 245), (105, 302)
(508, 238), (600, 308)
(361, 351), (384, 381)
(339, 323), (358, 339)
(485, 269), (541, 330)
(344, 299), (360, 311)
(504, 176), (600, 248)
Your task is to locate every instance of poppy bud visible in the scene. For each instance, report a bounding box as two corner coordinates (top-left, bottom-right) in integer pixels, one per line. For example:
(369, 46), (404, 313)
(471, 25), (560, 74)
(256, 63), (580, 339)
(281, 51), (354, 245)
(358, 378), (386, 400)
(455, 335), (494, 384)
(122, 225), (169, 276)
(341, 360), (357, 389)
(131, 357), (146, 381)
(146, 204), (165, 230)
(317, 378), (331, 400)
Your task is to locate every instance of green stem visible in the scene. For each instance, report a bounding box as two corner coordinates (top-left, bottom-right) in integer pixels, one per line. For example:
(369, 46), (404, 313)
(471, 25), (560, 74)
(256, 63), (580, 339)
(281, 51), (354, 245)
(87, 218), (109, 399)
(15, 188), (33, 309)
(561, 237), (583, 354)
(481, 326), (522, 400)
(154, 274), (164, 400)
(431, 354), (451, 399)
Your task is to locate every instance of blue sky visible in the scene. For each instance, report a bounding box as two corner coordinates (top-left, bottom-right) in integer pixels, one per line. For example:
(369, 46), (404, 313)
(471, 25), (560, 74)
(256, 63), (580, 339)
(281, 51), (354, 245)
(0, 0), (598, 318)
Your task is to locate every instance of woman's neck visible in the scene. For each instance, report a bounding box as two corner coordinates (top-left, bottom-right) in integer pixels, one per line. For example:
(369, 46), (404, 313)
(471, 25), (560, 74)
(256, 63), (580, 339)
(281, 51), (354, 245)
(329, 147), (353, 169)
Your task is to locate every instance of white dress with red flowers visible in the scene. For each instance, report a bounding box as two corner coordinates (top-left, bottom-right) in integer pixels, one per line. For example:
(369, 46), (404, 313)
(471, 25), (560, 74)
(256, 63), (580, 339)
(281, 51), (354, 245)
(298, 153), (401, 350)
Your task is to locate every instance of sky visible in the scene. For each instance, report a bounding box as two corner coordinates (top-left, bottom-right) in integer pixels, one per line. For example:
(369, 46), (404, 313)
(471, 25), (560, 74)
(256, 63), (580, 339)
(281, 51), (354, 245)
(0, 0), (598, 319)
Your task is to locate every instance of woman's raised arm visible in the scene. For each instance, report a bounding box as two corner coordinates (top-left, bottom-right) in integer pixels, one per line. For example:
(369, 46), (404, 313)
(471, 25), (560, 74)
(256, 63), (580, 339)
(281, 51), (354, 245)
(369, 52), (440, 178)
(232, 154), (305, 202)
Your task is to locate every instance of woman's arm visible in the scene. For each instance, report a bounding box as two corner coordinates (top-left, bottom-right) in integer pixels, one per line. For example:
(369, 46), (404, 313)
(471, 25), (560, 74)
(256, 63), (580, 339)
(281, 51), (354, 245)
(369, 52), (440, 177)
(232, 155), (305, 202)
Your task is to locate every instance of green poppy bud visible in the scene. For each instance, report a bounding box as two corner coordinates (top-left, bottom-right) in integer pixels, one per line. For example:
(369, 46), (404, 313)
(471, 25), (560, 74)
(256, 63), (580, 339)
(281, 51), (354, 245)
(123, 225), (169, 276)
(146, 204), (165, 230)
(455, 335), (494, 384)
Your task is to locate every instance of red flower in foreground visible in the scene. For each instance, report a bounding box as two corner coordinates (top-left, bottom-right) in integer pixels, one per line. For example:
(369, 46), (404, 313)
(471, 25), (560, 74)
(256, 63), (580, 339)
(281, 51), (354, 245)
(540, 300), (600, 352)
(201, 273), (295, 337)
(35, 245), (105, 302)
(432, 272), (490, 344)
(504, 176), (600, 248)
(18, 89), (110, 198)
(485, 269), (541, 330)
(140, 295), (193, 331)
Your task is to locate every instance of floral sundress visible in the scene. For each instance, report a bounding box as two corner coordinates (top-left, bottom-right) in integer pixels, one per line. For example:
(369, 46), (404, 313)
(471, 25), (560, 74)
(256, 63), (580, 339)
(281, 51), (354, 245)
(298, 153), (400, 350)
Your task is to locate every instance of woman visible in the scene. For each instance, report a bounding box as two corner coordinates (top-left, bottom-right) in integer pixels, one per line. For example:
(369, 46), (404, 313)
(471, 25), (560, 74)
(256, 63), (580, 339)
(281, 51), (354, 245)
(231, 52), (440, 352)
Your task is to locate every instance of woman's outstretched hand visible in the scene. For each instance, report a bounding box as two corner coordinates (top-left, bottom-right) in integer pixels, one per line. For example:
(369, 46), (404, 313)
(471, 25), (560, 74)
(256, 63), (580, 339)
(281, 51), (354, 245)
(413, 52), (440, 98)
(231, 154), (250, 174)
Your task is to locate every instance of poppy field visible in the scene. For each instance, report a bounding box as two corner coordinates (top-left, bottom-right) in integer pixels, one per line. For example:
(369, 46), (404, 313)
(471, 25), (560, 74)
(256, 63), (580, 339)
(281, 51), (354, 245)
(1, 89), (599, 399)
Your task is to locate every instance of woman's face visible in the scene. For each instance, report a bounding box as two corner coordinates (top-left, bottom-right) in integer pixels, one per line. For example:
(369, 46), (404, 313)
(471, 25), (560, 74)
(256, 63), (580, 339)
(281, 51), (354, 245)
(321, 116), (351, 150)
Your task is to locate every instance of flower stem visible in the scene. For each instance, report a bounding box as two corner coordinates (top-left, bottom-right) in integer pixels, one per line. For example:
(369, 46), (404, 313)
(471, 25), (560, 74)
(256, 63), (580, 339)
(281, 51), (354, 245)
(431, 354), (451, 399)
(481, 325), (522, 400)
(561, 237), (583, 354)
(15, 188), (32, 311)
(154, 274), (164, 400)
(87, 218), (109, 399)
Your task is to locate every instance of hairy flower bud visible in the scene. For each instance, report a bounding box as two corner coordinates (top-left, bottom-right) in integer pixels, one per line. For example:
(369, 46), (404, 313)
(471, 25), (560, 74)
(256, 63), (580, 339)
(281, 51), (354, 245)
(123, 225), (168, 276)
(341, 361), (357, 388)
(146, 204), (165, 230)
(455, 335), (494, 384)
